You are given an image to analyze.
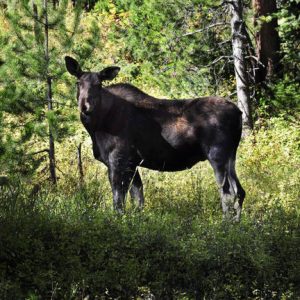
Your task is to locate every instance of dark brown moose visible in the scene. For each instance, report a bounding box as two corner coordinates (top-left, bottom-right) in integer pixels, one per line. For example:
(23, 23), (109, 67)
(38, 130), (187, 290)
(65, 56), (245, 221)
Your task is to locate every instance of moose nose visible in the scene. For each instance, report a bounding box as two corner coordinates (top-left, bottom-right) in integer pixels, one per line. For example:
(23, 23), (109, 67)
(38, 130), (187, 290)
(81, 103), (91, 115)
(82, 103), (87, 113)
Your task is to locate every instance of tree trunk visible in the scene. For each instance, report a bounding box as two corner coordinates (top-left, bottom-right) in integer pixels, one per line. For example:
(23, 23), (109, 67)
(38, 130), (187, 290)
(252, 0), (281, 83)
(229, 0), (253, 133)
(44, 0), (57, 184)
(77, 143), (84, 184)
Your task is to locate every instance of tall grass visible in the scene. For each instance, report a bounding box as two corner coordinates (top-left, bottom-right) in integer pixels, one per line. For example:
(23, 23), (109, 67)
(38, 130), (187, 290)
(0, 117), (299, 299)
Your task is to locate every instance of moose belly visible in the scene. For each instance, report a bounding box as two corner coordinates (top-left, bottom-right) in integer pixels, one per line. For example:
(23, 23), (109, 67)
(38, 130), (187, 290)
(137, 142), (206, 171)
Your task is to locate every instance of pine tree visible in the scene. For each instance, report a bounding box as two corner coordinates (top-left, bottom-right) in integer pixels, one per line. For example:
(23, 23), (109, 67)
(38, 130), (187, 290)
(0, 0), (99, 181)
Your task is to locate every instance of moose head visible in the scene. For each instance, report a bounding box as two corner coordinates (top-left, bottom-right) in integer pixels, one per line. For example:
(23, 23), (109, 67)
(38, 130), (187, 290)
(65, 56), (120, 115)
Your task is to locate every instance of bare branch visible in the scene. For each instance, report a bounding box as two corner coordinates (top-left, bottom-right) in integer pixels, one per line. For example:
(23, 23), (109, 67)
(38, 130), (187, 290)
(183, 22), (230, 37)
(28, 149), (49, 156)
(206, 55), (233, 67)
(245, 55), (265, 67)
(218, 39), (231, 46)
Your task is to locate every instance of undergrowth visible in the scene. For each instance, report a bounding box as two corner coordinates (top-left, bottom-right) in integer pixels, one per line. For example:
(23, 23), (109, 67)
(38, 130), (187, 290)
(0, 117), (299, 299)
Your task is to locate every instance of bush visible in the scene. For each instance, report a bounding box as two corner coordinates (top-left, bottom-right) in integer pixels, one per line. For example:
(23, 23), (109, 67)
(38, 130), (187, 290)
(256, 78), (300, 119)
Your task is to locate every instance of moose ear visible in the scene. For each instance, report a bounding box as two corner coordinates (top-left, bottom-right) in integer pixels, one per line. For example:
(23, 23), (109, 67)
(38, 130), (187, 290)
(65, 56), (83, 78)
(98, 66), (120, 81)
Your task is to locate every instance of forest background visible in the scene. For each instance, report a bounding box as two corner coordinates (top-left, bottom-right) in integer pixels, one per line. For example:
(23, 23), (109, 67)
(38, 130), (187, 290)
(0, 0), (299, 299)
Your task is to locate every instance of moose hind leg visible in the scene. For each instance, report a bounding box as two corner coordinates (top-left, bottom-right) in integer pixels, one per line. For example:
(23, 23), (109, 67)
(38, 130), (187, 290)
(211, 163), (235, 220)
(129, 169), (144, 209)
(227, 157), (245, 222)
(208, 147), (238, 220)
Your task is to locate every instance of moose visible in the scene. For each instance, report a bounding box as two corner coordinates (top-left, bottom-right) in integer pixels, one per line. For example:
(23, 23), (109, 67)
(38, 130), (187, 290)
(65, 56), (245, 221)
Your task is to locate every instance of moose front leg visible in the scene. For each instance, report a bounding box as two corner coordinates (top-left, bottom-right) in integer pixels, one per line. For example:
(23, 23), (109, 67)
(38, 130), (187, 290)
(108, 166), (135, 213)
(129, 169), (144, 209)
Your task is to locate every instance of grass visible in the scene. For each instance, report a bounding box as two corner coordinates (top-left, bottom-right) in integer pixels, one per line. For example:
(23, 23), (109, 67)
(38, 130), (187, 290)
(0, 117), (299, 299)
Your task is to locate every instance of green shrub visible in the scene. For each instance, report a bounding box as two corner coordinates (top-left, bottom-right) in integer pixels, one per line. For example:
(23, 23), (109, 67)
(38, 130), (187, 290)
(256, 78), (300, 119)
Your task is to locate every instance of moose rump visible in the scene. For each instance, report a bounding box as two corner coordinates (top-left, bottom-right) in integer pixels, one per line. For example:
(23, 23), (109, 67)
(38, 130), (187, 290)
(65, 56), (245, 221)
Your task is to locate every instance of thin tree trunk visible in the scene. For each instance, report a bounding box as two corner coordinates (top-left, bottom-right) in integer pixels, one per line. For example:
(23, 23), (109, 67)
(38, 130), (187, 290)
(252, 0), (281, 83)
(77, 143), (84, 184)
(44, 0), (57, 184)
(229, 0), (253, 133)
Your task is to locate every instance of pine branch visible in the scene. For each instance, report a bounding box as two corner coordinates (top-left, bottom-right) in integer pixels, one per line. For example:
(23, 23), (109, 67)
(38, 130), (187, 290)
(23, 3), (47, 27)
